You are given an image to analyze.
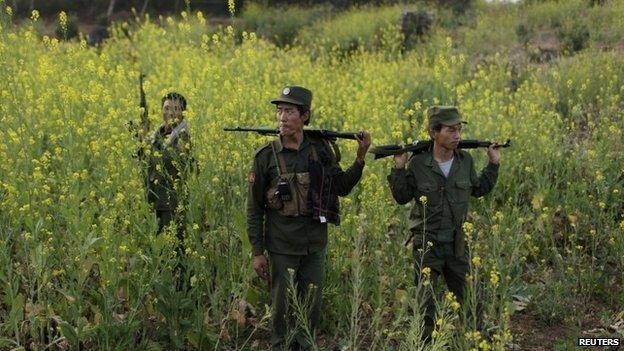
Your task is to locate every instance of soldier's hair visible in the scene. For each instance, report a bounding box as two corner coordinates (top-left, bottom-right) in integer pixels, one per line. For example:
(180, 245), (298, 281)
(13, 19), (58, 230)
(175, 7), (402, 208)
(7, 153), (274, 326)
(297, 105), (311, 126)
(427, 122), (443, 140)
(428, 122), (443, 132)
(162, 92), (187, 111)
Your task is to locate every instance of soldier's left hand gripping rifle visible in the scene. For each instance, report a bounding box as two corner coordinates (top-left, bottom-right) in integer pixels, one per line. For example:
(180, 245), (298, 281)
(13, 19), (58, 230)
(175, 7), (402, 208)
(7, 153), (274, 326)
(128, 73), (150, 158)
(224, 126), (365, 162)
(368, 138), (511, 159)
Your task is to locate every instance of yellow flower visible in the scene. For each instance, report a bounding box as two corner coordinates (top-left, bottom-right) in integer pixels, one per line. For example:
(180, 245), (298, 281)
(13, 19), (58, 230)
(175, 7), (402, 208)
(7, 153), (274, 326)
(462, 221), (474, 233)
(494, 211), (504, 221)
(59, 11), (68, 31)
(490, 270), (500, 285)
(471, 255), (482, 267)
(419, 195), (428, 205)
(445, 291), (456, 303)
(421, 266), (431, 278)
(478, 339), (491, 351)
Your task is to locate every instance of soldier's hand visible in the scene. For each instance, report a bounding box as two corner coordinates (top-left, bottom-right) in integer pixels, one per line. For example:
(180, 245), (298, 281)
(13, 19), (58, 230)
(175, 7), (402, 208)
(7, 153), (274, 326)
(355, 131), (372, 164)
(253, 254), (270, 281)
(487, 143), (501, 165)
(394, 152), (408, 169)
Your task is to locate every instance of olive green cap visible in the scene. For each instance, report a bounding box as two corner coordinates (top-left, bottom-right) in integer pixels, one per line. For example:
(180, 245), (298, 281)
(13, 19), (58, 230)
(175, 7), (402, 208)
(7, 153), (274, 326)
(271, 86), (313, 108)
(427, 106), (467, 127)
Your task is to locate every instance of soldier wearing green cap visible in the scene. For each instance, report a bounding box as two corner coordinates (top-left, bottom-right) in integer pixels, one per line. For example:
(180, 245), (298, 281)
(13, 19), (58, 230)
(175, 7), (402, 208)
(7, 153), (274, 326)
(247, 85), (371, 350)
(387, 105), (501, 341)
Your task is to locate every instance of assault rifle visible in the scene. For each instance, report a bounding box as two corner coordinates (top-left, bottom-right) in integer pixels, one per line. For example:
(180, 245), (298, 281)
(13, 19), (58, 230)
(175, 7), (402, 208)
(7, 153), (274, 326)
(223, 126), (364, 143)
(139, 73), (149, 135)
(369, 139), (511, 159)
(128, 73), (150, 139)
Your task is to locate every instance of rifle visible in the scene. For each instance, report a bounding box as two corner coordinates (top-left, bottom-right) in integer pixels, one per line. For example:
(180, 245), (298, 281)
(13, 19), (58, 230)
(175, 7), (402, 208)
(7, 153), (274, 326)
(138, 73), (149, 137)
(223, 126), (363, 143)
(369, 139), (511, 159)
(128, 73), (150, 139)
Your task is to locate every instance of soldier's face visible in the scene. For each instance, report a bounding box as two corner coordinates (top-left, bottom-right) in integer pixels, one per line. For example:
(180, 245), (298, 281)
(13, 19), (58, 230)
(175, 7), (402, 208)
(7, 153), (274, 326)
(162, 99), (183, 125)
(276, 103), (307, 136)
(432, 124), (462, 149)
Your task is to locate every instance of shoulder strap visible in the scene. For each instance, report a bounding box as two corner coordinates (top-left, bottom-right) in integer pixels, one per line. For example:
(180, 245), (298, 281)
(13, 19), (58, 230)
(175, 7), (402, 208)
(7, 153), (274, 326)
(329, 140), (341, 163)
(270, 140), (287, 175)
(310, 145), (319, 162)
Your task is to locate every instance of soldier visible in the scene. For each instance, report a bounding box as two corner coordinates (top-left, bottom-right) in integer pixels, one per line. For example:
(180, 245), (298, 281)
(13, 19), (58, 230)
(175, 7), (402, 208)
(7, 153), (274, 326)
(387, 106), (501, 341)
(247, 86), (371, 350)
(144, 92), (194, 238)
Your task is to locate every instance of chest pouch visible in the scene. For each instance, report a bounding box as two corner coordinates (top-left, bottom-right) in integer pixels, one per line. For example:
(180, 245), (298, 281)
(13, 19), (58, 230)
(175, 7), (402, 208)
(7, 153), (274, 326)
(266, 141), (316, 217)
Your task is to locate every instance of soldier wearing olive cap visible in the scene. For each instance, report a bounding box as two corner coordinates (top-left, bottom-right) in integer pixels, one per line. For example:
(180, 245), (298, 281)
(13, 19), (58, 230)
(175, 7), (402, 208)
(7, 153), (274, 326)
(387, 106), (501, 341)
(246, 85), (371, 350)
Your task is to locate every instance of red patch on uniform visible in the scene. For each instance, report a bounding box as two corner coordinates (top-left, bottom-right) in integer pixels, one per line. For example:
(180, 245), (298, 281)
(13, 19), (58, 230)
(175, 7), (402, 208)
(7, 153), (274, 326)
(248, 172), (256, 183)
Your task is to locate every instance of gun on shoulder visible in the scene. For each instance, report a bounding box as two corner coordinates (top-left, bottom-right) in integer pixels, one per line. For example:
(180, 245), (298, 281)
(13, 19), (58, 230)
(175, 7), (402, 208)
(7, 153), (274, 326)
(369, 139), (511, 159)
(223, 126), (363, 143)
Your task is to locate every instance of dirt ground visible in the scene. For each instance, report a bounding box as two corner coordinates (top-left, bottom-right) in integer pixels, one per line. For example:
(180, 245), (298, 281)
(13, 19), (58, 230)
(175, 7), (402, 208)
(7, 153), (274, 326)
(510, 304), (622, 351)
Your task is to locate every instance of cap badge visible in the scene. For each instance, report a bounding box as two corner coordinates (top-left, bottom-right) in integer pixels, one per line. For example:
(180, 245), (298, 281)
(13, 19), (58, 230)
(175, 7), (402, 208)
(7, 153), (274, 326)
(283, 87), (290, 95)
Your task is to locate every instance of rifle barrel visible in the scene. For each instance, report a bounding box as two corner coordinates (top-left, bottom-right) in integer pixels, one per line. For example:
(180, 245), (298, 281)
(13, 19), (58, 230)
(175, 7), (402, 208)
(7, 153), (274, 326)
(223, 127), (362, 140)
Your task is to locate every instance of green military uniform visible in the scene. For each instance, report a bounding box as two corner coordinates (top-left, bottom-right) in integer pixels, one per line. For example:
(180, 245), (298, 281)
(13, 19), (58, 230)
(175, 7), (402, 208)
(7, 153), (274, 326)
(246, 86), (365, 350)
(387, 106), (498, 339)
(145, 119), (193, 236)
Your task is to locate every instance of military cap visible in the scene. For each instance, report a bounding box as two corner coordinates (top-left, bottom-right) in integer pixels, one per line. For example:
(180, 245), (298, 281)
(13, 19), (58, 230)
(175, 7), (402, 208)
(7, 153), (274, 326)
(427, 106), (467, 126)
(271, 86), (313, 108)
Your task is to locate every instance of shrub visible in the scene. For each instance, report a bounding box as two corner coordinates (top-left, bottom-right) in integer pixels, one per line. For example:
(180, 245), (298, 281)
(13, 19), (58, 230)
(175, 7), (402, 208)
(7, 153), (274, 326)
(297, 4), (406, 55)
(241, 2), (331, 47)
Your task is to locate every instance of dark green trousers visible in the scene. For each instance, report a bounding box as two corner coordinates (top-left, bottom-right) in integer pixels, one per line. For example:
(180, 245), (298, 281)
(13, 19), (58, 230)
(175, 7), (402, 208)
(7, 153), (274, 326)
(269, 249), (325, 351)
(414, 241), (469, 340)
(156, 209), (184, 237)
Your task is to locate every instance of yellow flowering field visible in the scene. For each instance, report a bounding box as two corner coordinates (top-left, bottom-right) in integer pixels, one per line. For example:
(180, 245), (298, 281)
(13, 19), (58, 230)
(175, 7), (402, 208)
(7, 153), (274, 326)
(1, 1), (623, 349)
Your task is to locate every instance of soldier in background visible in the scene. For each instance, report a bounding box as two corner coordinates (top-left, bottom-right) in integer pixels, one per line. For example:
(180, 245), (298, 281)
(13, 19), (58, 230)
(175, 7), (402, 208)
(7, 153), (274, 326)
(144, 92), (194, 238)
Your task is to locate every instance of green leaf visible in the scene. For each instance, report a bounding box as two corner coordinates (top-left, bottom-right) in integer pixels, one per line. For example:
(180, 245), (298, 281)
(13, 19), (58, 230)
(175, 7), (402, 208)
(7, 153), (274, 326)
(59, 321), (79, 346)
(9, 293), (24, 324)
(144, 340), (164, 351)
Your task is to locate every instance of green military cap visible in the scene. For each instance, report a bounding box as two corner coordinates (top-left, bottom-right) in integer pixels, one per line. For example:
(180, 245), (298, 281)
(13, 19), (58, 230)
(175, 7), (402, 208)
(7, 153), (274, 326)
(428, 106), (468, 126)
(271, 86), (313, 108)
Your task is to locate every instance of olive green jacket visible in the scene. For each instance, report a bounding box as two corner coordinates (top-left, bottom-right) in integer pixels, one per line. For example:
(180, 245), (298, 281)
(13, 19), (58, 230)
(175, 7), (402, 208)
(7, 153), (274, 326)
(247, 136), (364, 256)
(145, 120), (193, 210)
(387, 149), (498, 256)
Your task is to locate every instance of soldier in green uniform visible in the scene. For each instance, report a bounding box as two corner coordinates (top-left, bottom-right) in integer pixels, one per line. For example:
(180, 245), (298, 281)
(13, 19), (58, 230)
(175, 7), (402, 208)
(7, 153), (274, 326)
(387, 106), (501, 341)
(247, 86), (371, 350)
(144, 92), (194, 238)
